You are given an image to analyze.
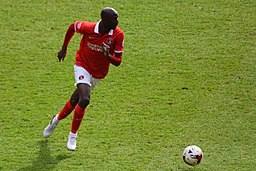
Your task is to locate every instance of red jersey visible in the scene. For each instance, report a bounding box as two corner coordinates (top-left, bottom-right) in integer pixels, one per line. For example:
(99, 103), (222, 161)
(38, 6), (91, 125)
(73, 21), (124, 79)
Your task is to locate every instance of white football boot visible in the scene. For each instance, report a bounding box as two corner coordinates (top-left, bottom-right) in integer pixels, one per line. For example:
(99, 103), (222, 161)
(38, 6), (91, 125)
(67, 132), (77, 151)
(43, 115), (59, 138)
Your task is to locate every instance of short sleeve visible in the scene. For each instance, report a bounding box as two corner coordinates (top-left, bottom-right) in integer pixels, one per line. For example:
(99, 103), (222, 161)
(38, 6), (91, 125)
(74, 21), (89, 34)
(114, 31), (125, 53)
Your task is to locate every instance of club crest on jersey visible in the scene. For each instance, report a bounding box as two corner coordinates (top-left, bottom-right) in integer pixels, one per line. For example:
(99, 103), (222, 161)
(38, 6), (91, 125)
(106, 38), (113, 45)
(79, 75), (84, 80)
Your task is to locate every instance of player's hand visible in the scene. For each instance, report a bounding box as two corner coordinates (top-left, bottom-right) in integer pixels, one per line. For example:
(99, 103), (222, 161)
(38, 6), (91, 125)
(58, 45), (67, 62)
(102, 43), (110, 58)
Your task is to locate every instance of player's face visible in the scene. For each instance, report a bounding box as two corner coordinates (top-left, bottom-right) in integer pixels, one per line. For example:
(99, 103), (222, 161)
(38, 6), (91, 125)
(110, 16), (119, 29)
(104, 14), (119, 30)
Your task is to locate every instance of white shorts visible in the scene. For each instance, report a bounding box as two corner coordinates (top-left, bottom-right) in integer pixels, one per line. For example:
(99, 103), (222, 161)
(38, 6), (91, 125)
(74, 65), (100, 90)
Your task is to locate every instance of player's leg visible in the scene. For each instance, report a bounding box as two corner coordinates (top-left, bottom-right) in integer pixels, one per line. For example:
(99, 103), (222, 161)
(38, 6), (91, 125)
(67, 65), (91, 150)
(70, 88), (79, 106)
(70, 77), (100, 133)
(71, 83), (90, 133)
(57, 89), (79, 120)
(67, 65), (101, 150)
(67, 83), (90, 150)
(43, 89), (78, 138)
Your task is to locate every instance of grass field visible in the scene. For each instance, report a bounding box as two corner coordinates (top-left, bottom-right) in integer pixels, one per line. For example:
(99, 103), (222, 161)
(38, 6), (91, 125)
(0, 0), (255, 170)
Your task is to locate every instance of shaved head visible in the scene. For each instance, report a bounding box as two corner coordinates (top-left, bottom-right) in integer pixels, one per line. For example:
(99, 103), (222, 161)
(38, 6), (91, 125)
(101, 7), (118, 19)
(100, 7), (119, 31)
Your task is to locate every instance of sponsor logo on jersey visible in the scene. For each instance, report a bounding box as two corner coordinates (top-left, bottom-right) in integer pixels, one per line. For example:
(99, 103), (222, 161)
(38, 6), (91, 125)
(87, 42), (103, 52)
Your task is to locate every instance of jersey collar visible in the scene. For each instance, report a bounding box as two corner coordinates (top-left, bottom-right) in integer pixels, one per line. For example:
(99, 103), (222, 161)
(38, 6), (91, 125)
(94, 21), (114, 35)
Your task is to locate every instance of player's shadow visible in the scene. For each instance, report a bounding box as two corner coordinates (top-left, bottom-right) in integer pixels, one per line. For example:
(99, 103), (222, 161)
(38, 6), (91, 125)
(18, 140), (70, 171)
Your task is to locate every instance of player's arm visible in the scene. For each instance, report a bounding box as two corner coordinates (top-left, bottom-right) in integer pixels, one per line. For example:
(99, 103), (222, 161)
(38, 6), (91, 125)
(58, 23), (76, 62)
(103, 43), (123, 66)
(108, 52), (123, 66)
(102, 33), (124, 66)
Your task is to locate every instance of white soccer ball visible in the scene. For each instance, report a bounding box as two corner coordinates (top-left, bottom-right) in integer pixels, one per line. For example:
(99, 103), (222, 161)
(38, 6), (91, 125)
(182, 145), (203, 166)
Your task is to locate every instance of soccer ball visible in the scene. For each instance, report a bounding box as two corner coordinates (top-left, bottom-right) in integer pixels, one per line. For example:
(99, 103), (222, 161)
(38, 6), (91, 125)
(182, 145), (203, 166)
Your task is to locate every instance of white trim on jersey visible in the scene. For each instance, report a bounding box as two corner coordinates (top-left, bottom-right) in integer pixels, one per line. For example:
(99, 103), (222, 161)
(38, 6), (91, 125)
(74, 22), (78, 32)
(108, 29), (114, 35)
(94, 21), (114, 35)
(114, 50), (123, 53)
(94, 21), (100, 33)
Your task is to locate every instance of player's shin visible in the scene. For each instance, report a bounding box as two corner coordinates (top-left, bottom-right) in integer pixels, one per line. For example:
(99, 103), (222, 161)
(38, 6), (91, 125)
(57, 100), (75, 120)
(71, 105), (86, 133)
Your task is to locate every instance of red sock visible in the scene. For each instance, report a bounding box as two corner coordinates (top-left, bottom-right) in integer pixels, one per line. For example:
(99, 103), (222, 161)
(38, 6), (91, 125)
(71, 105), (86, 134)
(57, 100), (75, 120)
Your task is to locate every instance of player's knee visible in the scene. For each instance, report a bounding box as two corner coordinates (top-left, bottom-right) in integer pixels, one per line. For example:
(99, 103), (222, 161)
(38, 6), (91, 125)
(79, 96), (90, 108)
(70, 97), (79, 107)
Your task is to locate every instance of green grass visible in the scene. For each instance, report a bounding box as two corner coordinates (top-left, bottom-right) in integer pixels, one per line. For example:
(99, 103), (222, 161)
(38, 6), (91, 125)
(0, 0), (255, 170)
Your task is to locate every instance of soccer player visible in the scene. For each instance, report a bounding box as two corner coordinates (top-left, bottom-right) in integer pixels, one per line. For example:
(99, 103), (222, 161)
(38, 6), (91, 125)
(43, 7), (124, 151)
